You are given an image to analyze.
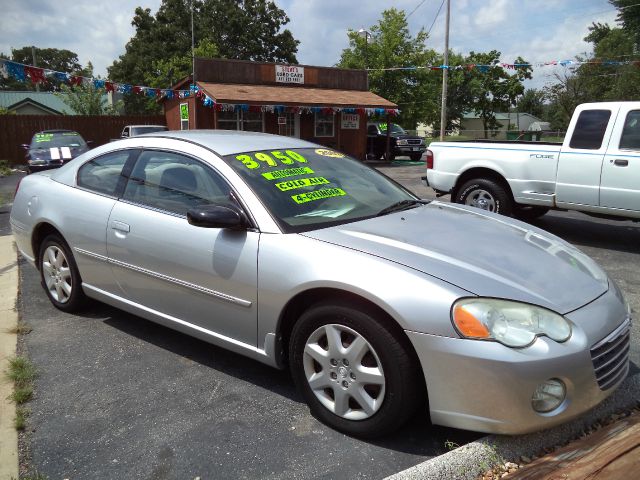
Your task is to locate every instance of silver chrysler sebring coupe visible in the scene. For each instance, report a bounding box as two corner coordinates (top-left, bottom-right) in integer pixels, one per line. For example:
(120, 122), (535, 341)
(10, 131), (631, 438)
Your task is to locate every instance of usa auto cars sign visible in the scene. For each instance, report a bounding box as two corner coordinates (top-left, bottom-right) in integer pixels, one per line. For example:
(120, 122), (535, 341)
(276, 65), (304, 84)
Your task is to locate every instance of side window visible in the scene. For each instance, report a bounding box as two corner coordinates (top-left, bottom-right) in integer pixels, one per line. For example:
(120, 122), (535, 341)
(122, 150), (232, 216)
(77, 151), (130, 196)
(619, 110), (640, 150)
(569, 109), (611, 150)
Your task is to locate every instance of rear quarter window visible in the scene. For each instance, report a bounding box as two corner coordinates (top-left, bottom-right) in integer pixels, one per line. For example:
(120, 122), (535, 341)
(77, 151), (131, 197)
(569, 109), (611, 150)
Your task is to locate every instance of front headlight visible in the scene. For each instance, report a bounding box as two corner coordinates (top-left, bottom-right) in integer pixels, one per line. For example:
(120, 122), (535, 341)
(452, 298), (572, 348)
(397, 139), (408, 145)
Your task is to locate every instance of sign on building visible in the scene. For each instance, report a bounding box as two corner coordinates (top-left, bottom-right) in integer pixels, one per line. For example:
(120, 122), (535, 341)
(341, 113), (360, 129)
(180, 103), (189, 130)
(275, 65), (304, 84)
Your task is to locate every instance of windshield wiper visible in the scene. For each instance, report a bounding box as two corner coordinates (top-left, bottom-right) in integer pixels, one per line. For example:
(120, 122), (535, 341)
(376, 199), (429, 217)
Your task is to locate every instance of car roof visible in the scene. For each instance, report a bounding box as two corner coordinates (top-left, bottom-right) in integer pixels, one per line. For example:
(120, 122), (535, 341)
(143, 129), (320, 156)
(127, 125), (167, 128)
(36, 129), (80, 135)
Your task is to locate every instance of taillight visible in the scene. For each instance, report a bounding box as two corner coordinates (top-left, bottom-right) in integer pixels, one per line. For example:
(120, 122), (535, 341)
(425, 149), (434, 169)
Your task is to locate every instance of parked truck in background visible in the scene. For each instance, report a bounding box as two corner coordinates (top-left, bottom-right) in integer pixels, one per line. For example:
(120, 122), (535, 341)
(424, 102), (640, 221)
(367, 122), (426, 162)
(121, 125), (168, 138)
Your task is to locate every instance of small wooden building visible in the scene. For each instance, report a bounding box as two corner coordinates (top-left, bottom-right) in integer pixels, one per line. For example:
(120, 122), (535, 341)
(163, 58), (397, 160)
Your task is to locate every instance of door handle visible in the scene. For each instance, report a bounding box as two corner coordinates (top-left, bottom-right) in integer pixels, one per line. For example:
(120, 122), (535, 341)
(613, 159), (629, 167)
(111, 220), (130, 233)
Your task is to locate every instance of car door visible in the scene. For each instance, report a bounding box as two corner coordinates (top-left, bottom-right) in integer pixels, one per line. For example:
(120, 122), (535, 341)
(106, 149), (259, 346)
(555, 107), (617, 207)
(600, 106), (640, 212)
(69, 148), (136, 293)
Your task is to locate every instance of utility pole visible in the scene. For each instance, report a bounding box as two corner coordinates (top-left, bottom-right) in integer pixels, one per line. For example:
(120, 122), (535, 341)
(32, 46), (39, 92)
(439, 0), (450, 141)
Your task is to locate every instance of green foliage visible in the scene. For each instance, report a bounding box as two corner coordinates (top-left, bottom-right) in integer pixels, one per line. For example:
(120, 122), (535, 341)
(0, 160), (12, 176)
(145, 39), (219, 88)
(109, 0), (300, 114)
(456, 50), (532, 138)
(56, 84), (122, 115)
(0, 47), (87, 91)
(544, 12), (640, 130)
(6, 356), (37, 386)
(9, 385), (33, 405)
(338, 8), (441, 129)
(14, 406), (28, 430)
(516, 89), (546, 118)
(0, 107), (15, 115)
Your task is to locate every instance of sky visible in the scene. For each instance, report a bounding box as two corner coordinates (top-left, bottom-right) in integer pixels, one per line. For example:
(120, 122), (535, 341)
(0, 0), (621, 89)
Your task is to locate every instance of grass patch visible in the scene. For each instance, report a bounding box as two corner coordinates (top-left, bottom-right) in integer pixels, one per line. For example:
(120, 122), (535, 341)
(12, 472), (47, 480)
(5, 321), (33, 335)
(5, 356), (37, 430)
(14, 405), (29, 430)
(10, 385), (33, 404)
(0, 159), (12, 176)
(6, 356), (37, 387)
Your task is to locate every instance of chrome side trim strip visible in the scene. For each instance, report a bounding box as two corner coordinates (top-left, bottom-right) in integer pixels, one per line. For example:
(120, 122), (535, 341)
(75, 248), (252, 307)
(81, 283), (269, 357)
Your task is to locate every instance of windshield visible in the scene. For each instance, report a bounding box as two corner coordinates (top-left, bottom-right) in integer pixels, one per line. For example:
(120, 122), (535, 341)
(132, 126), (168, 135)
(223, 147), (417, 232)
(378, 123), (406, 135)
(30, 132), (87, 149)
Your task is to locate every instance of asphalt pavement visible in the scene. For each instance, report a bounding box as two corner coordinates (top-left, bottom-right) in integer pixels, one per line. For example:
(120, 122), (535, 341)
(4, 162), (640, 479)
(2, 170), (479, 479)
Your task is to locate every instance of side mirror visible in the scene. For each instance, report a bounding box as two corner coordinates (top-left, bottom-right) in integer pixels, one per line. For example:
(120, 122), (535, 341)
(20, 144), (29, 150)
(187, 204), (248, 229)
(122, 131), (129, 138)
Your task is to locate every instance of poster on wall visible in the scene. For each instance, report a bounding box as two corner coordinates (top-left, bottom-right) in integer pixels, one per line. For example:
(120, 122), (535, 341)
(275, 65), (304, 84)
(180, 103), (189, 130)
(341, 113), (360, 129)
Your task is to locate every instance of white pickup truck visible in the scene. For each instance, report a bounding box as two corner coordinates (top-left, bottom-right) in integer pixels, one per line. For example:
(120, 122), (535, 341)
(424, 102), (640, 221)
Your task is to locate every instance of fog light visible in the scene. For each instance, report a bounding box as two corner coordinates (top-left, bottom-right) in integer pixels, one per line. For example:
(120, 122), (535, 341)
(532, 378), (566, 413)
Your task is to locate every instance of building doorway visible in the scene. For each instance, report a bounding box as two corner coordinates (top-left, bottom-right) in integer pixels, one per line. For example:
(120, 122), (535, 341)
(278, 112), (300, 138)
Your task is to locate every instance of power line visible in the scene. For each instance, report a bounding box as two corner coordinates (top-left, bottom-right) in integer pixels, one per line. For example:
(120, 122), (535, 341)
(427, 0), (446, 36)
(407, 0), (429, 19)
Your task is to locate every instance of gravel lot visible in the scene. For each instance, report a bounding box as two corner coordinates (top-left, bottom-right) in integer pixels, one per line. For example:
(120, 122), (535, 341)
(3, 161), (639, 479)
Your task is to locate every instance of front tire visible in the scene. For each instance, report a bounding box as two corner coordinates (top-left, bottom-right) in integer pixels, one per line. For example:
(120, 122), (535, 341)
(455, 178), (513, 216)
(410, 153), (422, 162)
(289, 301), (423, 438)
(39, 234), (86, 312)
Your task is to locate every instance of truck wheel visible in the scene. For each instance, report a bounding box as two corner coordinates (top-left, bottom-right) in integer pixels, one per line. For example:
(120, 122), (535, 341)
(382, 151), (395, 162)
(455, 178), (513, 216)
(515, 205), (549, 221)
(410, 154), (422, 162)
(289, 301), (423, 438)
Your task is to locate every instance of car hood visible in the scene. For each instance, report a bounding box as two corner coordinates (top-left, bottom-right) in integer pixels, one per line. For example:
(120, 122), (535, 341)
(28, 145), (87, 160)
(302, 201), (609, 314)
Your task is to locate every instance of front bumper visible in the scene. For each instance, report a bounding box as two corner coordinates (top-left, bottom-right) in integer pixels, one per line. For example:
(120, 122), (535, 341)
(394, 145), (425, 156)
(406, 289), (630, 435)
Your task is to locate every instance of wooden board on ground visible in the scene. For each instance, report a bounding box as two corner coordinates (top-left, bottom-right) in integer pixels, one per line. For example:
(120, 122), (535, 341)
(508, 411), (640, 479)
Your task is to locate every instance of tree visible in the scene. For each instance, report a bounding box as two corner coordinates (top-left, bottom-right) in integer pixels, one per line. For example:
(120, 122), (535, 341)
(109, 0), (300, 113)
(145, 39), (219, 88)
(338, 8), (441, 129)
(516, 89), (546, 119)
(56, 84), (122, 115)
(460, 51), (532, 138)
(55, 64), (122, 115)
(1, 47), (86, 91)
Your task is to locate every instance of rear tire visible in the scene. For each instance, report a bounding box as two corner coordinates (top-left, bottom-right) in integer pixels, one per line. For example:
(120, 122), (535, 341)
(289, 301), (423, 438)
(455, 178), (513, 216)
(410, 154), (422, 162)
(39, 234), (86, 312)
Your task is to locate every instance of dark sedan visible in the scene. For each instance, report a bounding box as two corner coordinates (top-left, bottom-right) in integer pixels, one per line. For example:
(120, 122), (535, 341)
(23, 130), (90, 174)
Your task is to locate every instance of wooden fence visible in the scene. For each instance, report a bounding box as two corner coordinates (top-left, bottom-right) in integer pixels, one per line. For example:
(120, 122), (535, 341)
(0, 115), (166, 166)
